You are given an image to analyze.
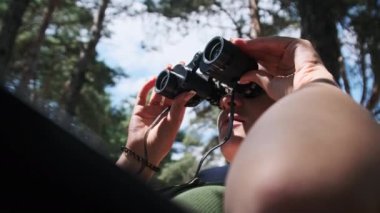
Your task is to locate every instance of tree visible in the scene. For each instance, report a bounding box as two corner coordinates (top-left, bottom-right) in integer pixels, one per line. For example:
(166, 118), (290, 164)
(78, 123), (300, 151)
(296, 0), (344, 84)
(249, 0), (261, 37)
(0, 0), (31, 82)
(64, 0), (110, 116)
(17, 0), (60, 98)
(350, 0), (380, 112)
(284, 0), (379, 117)
(3, 0), (131, 159)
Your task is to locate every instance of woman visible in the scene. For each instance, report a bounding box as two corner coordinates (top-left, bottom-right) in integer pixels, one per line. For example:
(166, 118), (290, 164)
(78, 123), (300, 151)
(117, 37), (380, 212)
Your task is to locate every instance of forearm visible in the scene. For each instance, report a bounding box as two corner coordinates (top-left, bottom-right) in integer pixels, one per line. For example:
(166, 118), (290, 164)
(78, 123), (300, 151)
(226, 83), (380, 212)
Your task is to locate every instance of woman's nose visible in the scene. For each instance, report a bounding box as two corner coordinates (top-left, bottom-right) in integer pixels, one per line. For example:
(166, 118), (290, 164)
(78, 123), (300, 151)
(219, 95), (243, 110)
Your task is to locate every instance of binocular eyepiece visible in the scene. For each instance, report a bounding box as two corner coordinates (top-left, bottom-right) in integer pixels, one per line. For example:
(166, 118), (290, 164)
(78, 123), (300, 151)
(155, 36), (262, 107)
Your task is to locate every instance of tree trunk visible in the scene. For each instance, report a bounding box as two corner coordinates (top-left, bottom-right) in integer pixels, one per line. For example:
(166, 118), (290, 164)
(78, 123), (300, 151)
(366, 37), (380, 110)
(0, 0), (31, 83)
(297, 0), (342, 83)
(364, 1), (380, 110)
(359, 41), (367, 105)
(249, 0), (261, 38)
(339, 55), (351, 96)
(17, 0), (60, 97)
(64, 0), (110, 116)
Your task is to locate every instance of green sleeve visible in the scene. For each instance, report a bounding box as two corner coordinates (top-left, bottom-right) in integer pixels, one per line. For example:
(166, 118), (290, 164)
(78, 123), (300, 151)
(172, 185), (225, 213)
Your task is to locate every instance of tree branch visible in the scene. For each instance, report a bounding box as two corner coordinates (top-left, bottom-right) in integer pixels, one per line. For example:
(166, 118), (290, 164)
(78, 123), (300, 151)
(339, 56), (351, 96)
(249, 0), (261, 38)
(213, 2), (244, 37)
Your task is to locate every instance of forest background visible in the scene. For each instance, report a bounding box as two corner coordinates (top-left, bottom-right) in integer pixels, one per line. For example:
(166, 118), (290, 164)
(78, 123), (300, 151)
(0, 0), (379, 187)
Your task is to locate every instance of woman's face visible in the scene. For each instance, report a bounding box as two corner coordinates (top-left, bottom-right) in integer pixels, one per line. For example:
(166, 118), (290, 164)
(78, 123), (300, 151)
(218, 93), (274, 162)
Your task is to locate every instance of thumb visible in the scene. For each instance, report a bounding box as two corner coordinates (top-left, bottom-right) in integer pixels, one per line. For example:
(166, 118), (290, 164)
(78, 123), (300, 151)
(239, 70), (272, 92)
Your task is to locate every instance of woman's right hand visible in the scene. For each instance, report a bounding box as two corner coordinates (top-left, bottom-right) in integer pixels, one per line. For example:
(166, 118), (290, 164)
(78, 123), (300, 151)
(234, 37), (337, 100)
(116, 77), (195, 179)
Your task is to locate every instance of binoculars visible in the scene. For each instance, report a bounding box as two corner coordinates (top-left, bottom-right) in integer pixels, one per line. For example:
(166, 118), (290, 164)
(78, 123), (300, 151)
(155, 36), (263, 107)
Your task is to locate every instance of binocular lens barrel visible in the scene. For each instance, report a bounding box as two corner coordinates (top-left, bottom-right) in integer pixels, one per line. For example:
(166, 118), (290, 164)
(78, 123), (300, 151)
(204, 39), (223, 62)
(155, 70), (184, 99)
(201, 37), (258, 87)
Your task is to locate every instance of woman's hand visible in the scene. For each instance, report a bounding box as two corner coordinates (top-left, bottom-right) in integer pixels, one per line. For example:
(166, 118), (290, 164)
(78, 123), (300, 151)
(234, 37), (337, 100)
(117, 77), (195, 178)
(128, 77), (195, 163)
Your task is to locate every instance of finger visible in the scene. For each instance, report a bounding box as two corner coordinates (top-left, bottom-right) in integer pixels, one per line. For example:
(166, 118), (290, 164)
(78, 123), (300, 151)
(166, 64), (173, 70)
(162, 96), (173, 106)
(150, 90), (174, 106)
(238, 70), (272, 92)
(155, 94), (173, 107)
(149, 90), (163, 106)
(167, 91), (196, 123)
(232, 37), (295, 58)
(166, 61), (185, 71)
(136, 77), (156, 106)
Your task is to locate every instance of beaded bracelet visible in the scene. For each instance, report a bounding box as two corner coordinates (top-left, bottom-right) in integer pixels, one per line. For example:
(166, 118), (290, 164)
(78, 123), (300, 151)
(120, 146), (161, 173)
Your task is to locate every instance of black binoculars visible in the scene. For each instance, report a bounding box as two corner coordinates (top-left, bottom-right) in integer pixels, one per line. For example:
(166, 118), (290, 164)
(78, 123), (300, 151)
(155, 36), (263, 107)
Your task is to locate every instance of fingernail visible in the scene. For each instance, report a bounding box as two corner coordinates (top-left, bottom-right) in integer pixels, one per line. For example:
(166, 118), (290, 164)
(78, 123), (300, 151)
(230, 38), (238, 44)
(238, 80), (249, 84)
(186, 90), (197, 99)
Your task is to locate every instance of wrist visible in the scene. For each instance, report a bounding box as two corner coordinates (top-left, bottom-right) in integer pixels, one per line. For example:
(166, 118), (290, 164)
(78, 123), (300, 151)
(126, 140), (163, 166)
(294, 66), (337, 92)
(120, 146), (161, 173)
(116, 147), (161, 181)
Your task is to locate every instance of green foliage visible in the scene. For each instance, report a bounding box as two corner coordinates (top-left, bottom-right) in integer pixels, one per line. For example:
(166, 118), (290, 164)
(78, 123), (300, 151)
(145, 0), (215, 19)
(4, 0), (131, 160)
(183, 132), (202, 147)
(0, 0), (10, 20)
(261, 1), (300, 36)
(158, 153), (197, 186)
(175, 129), (186, 142)
(192, 101), (219, 128)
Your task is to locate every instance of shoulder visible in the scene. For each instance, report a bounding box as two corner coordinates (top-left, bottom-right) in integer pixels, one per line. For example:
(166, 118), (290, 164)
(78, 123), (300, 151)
(170, 165), (229, 212)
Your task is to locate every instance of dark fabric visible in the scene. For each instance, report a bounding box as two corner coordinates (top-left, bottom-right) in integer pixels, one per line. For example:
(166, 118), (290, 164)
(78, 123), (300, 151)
(198, 165), (229, 183)
(0, 88), (186, 212)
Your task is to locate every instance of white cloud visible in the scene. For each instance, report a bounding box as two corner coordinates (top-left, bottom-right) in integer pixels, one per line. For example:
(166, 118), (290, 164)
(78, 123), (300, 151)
(100, 18), (213, 69)
(106, 77), (148, 105)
